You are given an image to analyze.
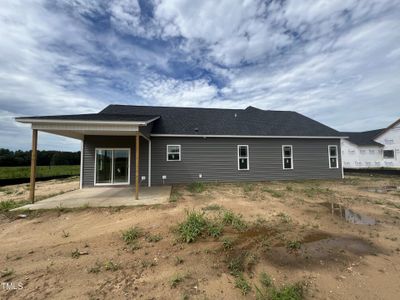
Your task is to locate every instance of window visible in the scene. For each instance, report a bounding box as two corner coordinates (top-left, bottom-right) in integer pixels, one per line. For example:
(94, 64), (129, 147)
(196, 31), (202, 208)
(167, 145), (181, 161)
(328, 145), (338, 168)
(282, 145), (293, 169)
(237, 145), (249, 170)
(95, 148), (130, 185)
(383, 150), (394, 159)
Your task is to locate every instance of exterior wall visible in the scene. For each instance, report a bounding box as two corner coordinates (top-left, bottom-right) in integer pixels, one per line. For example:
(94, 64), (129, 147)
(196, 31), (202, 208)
(341, 139), (383, 169)
(82, 135), (149, 187)
(375, 123), (400, 168)
(150, 137), (342, 185)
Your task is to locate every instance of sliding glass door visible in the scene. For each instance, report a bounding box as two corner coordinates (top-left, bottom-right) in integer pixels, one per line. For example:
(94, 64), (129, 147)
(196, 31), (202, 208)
(95, 149), (130, 185)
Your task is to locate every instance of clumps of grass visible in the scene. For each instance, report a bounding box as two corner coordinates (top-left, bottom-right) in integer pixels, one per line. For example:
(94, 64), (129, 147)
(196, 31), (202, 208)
(175, 256), (184, 265)
(202, 204), (223, 211)
(170, 189), (183, 203)
(255, 272), (305, 300)
(188, 182), (205, 193)
(1, 268), (14, 278)
(262, 187), (284, 198)
(222, 210), (247, 231)
(122, 226), (143, 245)
(170, 273), (185, 288)
(277, 212), (292, 224)
(104, 260), (120, 271)
(146, 233), (163, 243)
(243, 183), (255, 194)
(222, 238), (233, 250)
(286, 240), (301, 252)
(88, 261), (102, 274)
(235, 273), (252, 295)
(228, 254), (246, 276)
(286, 185), (294, 192)
(177, 211), (209, 243)
(0, 200), (29, 212)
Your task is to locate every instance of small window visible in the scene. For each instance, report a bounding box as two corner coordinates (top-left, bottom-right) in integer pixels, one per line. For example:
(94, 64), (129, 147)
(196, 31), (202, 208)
(282, 145), (293, 169)
(383, 150), (394, 159)
(167, 145), (181, 161)
(237, 145), (249, 170)
(328, 145), (338, 168)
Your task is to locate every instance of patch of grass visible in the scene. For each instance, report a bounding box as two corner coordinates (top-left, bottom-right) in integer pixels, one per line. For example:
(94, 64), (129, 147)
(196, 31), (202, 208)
(222, 210), (247, 231)
(202, 204), (223, 211)
(0, 165), (80, 179)
(255, 272), (305, 300)
(1, 268), (14, 278)
(287, 240), (302, 251)
(286, 185), (294, 192)
(207, 220), (223, 238)
(262, 187), (284, 198)
(146, 233), (163, 243)
(235, 273), (252, 295)
(122, 226), (143, 245)
(222, 238), (233, 250)
(177, 211), (208, 243)
(88, 261), (102, 274)
(175, 256), (184, 265)
(243, 183), (255, 194)
(170, 273), (184, 288)
(170, 189), (183, 203)
(188, 182), (206, 193)
(0, 200), (30, 212)
(104, 260), (120, 271)
(277, 212), (292, 224)
(228, 254), (246, 276)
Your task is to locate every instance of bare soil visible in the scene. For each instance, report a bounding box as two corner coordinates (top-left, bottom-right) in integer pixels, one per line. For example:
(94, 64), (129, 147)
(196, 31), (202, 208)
(0, 177), (79, 203)
(1, 175), (400, 299)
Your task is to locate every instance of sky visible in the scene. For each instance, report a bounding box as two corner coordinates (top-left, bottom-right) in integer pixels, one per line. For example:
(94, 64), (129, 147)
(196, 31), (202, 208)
(1, 0), (400, 151)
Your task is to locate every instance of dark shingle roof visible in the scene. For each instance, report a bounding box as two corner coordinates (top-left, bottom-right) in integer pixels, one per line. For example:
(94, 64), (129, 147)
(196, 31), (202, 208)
(341, 129), (384, 146)
(16, 104), (344, 137)
(99, 105), (343, 137)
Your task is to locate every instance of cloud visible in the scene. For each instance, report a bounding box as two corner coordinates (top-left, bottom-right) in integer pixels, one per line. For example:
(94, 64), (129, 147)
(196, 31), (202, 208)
(0, 0), (399, 151)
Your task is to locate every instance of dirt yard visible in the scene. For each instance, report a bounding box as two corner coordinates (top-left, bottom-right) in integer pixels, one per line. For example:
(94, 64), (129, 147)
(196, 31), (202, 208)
(0, 177), (79, 203)
(1, 175), (400, 299)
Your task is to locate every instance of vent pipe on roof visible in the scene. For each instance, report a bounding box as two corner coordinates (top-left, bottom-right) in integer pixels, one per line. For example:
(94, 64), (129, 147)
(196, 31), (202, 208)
(234, 113), (237, 118)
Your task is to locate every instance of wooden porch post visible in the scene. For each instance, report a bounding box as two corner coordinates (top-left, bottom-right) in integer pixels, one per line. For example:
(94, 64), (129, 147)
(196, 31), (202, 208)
(29, 129), (38, 203)
(135, 132), (140, 200)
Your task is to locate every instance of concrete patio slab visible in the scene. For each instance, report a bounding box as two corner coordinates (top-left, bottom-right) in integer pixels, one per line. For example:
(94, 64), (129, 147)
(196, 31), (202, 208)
(13, 186), (172, 210)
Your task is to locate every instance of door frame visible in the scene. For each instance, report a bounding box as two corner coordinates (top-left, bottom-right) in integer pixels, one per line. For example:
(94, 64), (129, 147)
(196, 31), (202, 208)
(94, 148), (131, 186)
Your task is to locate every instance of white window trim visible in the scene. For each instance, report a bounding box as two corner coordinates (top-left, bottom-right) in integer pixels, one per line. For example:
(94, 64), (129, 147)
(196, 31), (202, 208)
(166, 145), (181, 161)
(237, 145), (249, 171)
(282, 145), (294, 170)
(328, 145), (339, 169)
(94, 148), (131, 186)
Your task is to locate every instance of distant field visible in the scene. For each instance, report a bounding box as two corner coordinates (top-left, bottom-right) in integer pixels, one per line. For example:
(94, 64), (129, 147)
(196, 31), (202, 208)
(0, 165), (80, 179)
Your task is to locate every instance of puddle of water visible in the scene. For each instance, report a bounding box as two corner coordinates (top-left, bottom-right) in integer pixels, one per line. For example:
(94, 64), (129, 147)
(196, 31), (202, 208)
(321, 202), (376, 225)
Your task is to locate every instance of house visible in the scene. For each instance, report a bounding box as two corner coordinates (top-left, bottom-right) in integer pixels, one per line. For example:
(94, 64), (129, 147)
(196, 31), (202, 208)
(341, 118), (400, 169)
(16, 105), (345, 201)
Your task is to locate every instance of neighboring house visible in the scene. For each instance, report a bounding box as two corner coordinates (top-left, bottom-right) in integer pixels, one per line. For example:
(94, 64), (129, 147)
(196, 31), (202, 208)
(16, 105), (345, 199)
(341, 118), (400, 169)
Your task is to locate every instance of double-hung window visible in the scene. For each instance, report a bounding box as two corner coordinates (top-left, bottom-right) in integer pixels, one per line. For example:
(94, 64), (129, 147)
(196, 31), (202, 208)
(282, 145), (293, 169)
(328, 145), (338, 168)
(167, 145), (181, 161)
(237, 145), (249, 170)
(383, 150), (394, 159)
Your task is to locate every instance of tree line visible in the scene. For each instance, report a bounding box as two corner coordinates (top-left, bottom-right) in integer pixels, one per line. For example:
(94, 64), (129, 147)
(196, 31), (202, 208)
(0, 148), (80, 166)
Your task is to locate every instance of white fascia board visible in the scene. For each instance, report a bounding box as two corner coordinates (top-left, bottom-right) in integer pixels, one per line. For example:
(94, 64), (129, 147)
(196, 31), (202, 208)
(16, 118), (148, 126)
(151, 134), (348, 139)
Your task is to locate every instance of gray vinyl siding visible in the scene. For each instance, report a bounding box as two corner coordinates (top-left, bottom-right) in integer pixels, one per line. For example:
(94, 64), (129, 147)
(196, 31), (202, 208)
(82, 135), (149, 187)
(150, 137), (342, 185)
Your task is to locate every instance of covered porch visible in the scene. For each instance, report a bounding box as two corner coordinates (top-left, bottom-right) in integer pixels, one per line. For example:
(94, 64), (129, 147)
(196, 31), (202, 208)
(16, 113), (160, 203)
(13, 186), (172, 210)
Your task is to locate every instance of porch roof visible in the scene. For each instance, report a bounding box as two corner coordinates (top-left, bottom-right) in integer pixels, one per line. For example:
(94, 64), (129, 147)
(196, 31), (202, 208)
(16, 114), (159, 140)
